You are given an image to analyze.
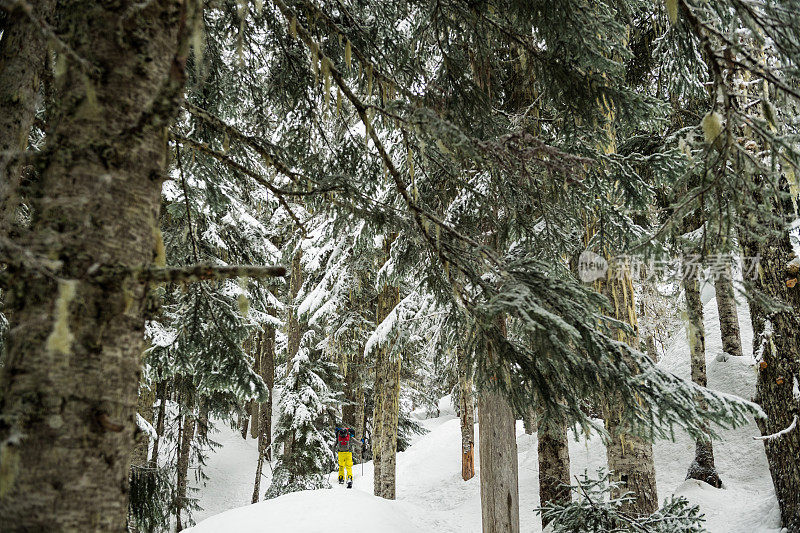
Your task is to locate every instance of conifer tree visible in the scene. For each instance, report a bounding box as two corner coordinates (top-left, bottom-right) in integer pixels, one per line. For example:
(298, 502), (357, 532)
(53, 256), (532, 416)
(266, 331), (338, 498)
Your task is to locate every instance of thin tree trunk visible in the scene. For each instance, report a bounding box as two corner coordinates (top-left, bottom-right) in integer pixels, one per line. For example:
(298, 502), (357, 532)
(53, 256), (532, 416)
(197, 398), (209, 440)
(714, 256), (743, 357)
(598, 261), (659, 516)
(175, 408), (196, 532)
(537, 417), (571, 526)
(353, 346), (366, 465)
(0, 2), (187, 530)
(149, 381), (168, 467)
(457, 344), (475, 481)
(283, 249), (303, 459)
(130, 384), (156, 468)
(285, 249), (303, 377)
(682, 270), (722, 487)
(252, 321), (275, 503)
(240, 406), (250, 439)
(478, 316), (520, 533)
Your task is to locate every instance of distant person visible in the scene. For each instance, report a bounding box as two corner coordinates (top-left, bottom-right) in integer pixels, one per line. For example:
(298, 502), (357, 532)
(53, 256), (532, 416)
(334, 426), (356, 488)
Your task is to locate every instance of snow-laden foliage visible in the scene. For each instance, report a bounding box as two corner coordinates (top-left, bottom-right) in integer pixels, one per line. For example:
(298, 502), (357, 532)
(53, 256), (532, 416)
(266, 332), (340, 498)
(540, 470), (707, 533)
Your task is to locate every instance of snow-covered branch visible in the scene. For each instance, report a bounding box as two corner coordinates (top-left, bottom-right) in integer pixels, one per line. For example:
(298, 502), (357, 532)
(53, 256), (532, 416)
(753, 415), (798, 441)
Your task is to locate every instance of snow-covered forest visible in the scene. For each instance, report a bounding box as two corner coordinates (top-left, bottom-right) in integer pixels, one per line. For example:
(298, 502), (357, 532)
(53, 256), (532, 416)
(1, 1), (799, 532)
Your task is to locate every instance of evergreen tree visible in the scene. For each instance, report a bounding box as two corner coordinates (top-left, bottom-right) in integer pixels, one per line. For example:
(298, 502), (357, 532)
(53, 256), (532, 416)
(266, 331), (339, 498)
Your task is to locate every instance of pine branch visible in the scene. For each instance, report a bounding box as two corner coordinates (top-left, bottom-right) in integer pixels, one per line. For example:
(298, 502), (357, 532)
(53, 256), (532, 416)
(272, 0), (498, 305)
(133, 264), (287, 284)
(169, 133), (310, 229)
(181, 101), (306, 187)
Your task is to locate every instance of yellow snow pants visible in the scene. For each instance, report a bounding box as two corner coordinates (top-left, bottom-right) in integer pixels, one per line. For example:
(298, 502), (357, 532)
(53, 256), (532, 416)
(337, 451), (353, 480)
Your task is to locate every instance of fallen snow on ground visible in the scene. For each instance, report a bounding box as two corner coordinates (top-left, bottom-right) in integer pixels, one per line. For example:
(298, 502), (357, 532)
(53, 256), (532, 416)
(187, 296), (780, 533)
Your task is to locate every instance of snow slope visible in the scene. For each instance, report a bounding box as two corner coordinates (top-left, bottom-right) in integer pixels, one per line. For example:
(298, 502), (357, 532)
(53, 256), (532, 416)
(187, 296), (780, 533)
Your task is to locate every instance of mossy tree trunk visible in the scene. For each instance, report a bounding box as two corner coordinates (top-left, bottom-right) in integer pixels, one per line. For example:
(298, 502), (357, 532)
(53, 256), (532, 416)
(457, 344), (475, 481)
(740, 181), (800, 531)
(0, 0), (52, 232)
(478, 317), (520, 533)
(714, 256), (743, 357)
(252, 321), (275, 503)
(537, 416), (571, 526)
(598, 262), (658, 516)
(682, 269), (722, 488)
(372, 235), (401, 499)
(0, 2), (187, 530)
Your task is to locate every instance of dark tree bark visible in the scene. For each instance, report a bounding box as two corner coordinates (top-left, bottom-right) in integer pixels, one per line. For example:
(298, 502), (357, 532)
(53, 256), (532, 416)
(682, 270), (722, 488)
(353, 345), (366, 465)
(240, 406), (250, 439)
(252, 321), (275, 503)
(740, 182), (800, 530)
(0, 0), (52, 232)
(457, 344), (475, 481)
(478, 317), (520, 533)
(0, 2), (188, 530)
(130, 384), (156, 468)
(175, 407), (196, 532)
(285, 249), (303, 376)
(537, 417), (571, 526)
(197, 398), (209, 440)
(282, 249), (303, 459)
(714, 256), (743, 357)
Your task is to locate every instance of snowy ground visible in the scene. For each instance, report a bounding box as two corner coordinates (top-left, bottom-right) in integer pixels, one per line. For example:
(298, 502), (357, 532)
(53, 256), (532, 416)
(187, 296), (780, 533)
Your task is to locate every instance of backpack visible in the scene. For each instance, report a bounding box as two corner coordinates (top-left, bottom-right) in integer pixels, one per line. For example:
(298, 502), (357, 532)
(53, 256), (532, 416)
(337, 429), (350, 447)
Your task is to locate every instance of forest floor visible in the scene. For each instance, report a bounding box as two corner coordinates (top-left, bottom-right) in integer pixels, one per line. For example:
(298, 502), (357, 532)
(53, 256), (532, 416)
(186, 296), (781, 533)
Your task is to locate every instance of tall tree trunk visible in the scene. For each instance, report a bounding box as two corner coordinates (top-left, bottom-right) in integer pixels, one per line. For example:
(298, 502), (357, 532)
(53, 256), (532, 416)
(478, 317), (520, 533)
(537, 417), (571, 526)
(149, 381), (168, 467)
(0, 2), (186, 530)
(283, 249), (303, 459)
(740, 187), (800, 531)
(457, 344), (475, 481)
(714, 256), (743, 357)
(175, 407), (196, 532)
(373, 281), (401, 499)
(682, 270), (722, 487)
(598, 261), (659, 516)
(285, 249), (303, 377)
(0, 0), (52, 232)
(372, 234), (401, 499)
(252, 321), (275, 503)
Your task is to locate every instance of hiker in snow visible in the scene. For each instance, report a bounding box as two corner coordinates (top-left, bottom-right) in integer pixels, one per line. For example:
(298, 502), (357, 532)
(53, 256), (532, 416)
(334, 426), (356, 488)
